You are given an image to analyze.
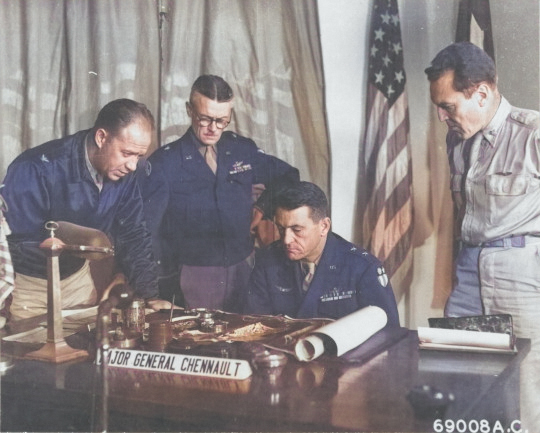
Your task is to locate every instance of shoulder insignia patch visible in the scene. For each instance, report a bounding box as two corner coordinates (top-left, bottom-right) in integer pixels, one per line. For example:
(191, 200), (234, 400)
(377, 266), (389, 287)
(510, 110), (540, 127)
(40, 154), (49, 163)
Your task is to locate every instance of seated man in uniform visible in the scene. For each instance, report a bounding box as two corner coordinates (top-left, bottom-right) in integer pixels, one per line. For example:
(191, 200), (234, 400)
(2, 98), (171, 319)
(139, 75), (299, 312)
(244, 181), (399, 324)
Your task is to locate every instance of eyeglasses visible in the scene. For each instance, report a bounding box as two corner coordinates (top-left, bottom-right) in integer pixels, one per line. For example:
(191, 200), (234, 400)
(191, 110), (230, 129)
(196, 114), (230, 129)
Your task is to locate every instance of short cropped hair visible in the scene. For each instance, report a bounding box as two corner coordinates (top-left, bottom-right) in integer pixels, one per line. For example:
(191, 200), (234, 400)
(424, 42), (496, 95)
(93, 99), (155, 137)
(276, 181), (328, 222)
(190, 75), (234, 103)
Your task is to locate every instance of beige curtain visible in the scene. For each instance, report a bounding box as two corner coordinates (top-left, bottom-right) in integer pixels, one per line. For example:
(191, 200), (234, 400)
(0, 0), (329, 194)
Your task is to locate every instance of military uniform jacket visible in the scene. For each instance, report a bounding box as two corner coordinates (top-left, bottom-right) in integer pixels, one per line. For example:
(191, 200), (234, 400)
(2, 130), (158, 299)
(139, 129), (299, 274)
(447, 97), (540, 244)
(245, 232), (399, 324)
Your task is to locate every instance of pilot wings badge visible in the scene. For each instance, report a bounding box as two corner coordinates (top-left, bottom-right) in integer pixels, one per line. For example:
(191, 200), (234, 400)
(229, 161), (252, 175)
(377, 266), (389, 287)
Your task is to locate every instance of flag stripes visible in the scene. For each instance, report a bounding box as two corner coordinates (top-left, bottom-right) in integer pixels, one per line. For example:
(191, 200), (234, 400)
(361, 0), (413, 296)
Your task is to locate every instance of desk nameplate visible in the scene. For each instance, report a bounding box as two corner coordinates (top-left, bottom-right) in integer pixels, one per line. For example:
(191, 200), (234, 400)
(99, 348), (253, 380)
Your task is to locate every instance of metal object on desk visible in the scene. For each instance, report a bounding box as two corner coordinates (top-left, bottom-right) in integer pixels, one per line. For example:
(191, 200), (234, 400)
(237, 342), (269, 362)
(110, 308), (123, 327)
(54, 221), (114, 260)
(254, 350), (288, 383)
(253, 350), (288, 407)
(25, 221), (113, 363)
(212, 320), (228, 334)
(108, 325), (142, 349)
(122, 299), (146, 334)
(147, 320), (173, 352)
(407, 384), (455, 419)
(200, 310), (215, 332)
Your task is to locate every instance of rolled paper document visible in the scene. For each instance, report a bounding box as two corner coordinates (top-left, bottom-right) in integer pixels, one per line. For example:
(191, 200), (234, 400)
(417, 327), (513, 350)
(294, 306), (388, 362)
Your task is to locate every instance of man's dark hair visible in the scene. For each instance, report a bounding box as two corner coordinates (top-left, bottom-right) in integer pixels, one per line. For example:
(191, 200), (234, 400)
(424, 42), (496, 94)
(93, 98), (155, 136)
(190, 75), (234, 103)
(276, 181), (328, 222)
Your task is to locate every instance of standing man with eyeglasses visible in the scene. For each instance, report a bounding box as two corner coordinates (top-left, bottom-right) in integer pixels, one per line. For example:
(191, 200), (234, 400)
(139, 75), (299, 312)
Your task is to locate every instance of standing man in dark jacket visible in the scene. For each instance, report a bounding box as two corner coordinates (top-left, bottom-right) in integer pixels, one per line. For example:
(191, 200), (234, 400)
(244, 181), (399, 324)
(2, 98), (170, 319)
(140, 75), (299, 312)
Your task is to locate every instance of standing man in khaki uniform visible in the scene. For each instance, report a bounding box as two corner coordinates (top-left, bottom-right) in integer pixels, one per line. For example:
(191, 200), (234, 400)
(425, 41), (540, 431)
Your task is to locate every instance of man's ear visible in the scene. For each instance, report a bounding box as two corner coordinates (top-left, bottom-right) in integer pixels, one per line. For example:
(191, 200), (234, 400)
(186, 101), (192, 118)
(475, 83), (491, 107)
(94, 128), (107, 150)
(320, 217), (331, 237)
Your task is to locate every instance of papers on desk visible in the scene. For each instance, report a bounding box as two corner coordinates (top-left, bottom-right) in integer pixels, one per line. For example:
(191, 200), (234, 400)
(294, 306), (388, 362)
(2, 306), (98, 344)
(418, 314), (516, 354)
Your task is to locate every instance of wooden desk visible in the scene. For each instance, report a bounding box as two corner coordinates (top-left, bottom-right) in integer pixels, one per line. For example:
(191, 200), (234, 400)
(0, 324), (530, 432)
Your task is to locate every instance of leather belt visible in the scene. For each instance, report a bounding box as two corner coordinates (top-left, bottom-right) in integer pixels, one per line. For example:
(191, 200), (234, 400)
(480, 235), (540, 248)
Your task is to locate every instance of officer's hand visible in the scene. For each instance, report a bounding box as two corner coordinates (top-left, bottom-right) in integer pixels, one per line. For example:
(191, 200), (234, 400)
(250, 207), (264, 232)
(145, 299), (178, 311)
(251, 207), (279, 248)
(100, 273), (128, 303)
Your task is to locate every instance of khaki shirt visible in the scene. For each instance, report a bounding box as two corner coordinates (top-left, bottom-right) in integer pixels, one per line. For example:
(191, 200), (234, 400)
(447, 97), (540, 245)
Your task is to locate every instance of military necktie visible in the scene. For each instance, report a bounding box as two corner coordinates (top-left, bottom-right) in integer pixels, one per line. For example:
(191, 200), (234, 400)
(204, 145), (218, 174)
(302, 262), (316, 292)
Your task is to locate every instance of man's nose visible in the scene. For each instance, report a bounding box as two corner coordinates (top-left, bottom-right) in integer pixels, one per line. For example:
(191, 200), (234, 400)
(126, 158), (138, 172)
(281, 230), (293, 245)
(437, 107), (449, 122)
(207, 120), (218, 132)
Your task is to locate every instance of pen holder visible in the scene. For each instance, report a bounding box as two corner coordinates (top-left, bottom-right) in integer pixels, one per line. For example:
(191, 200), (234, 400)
(147, 321), (173, 352)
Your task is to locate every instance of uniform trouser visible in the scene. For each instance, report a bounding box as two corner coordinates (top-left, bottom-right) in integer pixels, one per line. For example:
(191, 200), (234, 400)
(445, 245), (483, 317)
(179, 252), (255, 313)
(446, 242), (540, 431)
(10, 261), (97, 320)
(479, 243), (540, 432)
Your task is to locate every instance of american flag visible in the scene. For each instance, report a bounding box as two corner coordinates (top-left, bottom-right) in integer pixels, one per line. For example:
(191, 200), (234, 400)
(361, 0), (413, 300)
(456, 0), (494, 61)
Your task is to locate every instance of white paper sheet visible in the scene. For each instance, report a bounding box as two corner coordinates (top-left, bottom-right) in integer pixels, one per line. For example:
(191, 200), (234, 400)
(417, 326), (513, 352)
(294, 306), (388, 361)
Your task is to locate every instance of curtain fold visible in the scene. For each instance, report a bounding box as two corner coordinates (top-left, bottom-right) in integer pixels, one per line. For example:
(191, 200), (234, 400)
(160, 0), (329, 194)
(0, 0), (329, 194)
(63, 0), (160, 143)
(1, 0), (66, 169)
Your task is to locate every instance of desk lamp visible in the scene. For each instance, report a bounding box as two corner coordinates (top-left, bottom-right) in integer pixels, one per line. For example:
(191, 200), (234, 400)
(25, 221), (113, 363)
